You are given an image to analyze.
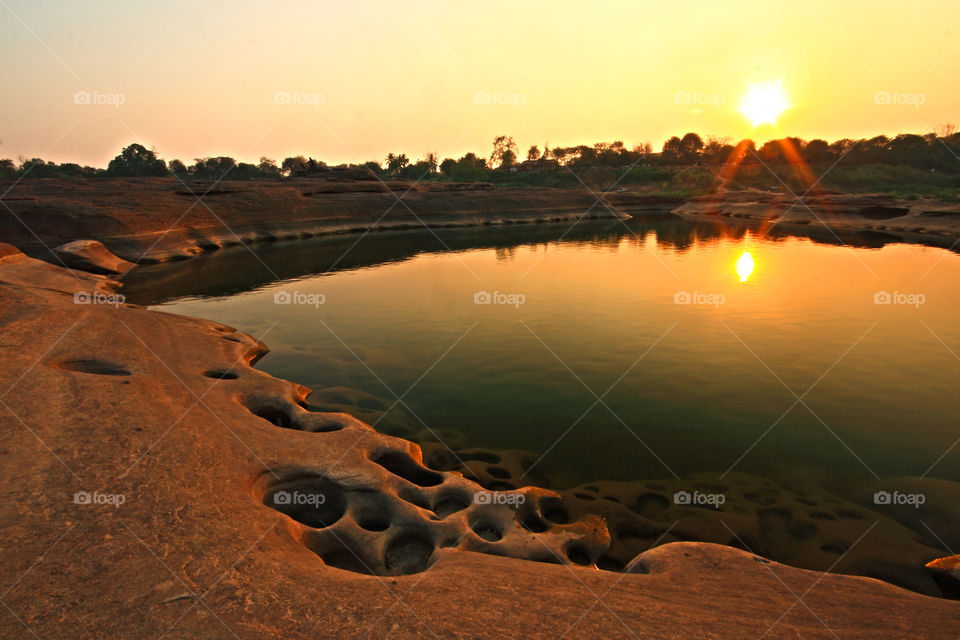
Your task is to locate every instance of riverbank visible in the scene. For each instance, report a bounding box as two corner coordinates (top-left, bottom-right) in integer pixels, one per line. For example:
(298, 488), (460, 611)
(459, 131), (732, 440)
(1, 244), (958, 638)
(0, 177), (628, 264)
(665, 189), (960, 251)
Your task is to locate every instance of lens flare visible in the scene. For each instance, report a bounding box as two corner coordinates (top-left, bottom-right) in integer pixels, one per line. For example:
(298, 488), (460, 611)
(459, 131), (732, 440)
(736, 249), (755, 282)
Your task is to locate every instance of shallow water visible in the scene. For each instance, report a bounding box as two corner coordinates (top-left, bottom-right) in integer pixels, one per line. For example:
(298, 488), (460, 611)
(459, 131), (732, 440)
(125, 215), (960, 492)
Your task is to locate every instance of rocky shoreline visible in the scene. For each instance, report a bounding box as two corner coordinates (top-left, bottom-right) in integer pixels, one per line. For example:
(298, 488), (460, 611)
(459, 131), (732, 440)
(665, 189), (960, 251)
(2, 180), (960, 637)
(1, 241), (960, 637)
(0, 177), (628, 265)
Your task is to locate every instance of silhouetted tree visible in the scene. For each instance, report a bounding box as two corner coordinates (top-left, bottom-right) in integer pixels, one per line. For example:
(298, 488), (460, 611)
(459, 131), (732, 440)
(439, 158), (457, 175)
(281, 156), (307, 177)
(190, 157), (237, 179)
(0, 159), (16, 177)
(106, 143), (167, 177)
(385, 153), (409, 176)
(678, 133), (704, 164)
(168, 159), (187, 174)
(490, 135), (518, 168)
(257, 157), (280, 177)
(803, 139), (831, 163)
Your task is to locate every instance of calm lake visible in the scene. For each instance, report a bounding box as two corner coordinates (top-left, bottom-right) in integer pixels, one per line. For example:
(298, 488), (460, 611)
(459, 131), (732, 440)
(124, 215), (960, 492)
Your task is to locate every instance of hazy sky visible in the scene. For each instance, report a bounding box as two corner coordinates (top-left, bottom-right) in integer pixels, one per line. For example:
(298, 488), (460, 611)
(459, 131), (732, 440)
(2, 0), (958, 167)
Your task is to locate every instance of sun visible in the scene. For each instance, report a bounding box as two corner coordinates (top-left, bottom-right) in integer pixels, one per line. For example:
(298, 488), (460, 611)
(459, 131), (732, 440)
(738, 80), (790, 127)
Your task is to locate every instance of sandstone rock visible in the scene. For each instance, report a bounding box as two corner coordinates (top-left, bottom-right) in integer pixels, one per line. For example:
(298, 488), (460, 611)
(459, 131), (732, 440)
(1, 249), (958, 638)
(53, 239), (135, 274)
(927, 555), (960, 598)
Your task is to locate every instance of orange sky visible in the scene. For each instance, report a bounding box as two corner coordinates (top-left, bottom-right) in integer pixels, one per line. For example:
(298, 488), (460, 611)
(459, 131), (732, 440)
(2, 0), (959, 167)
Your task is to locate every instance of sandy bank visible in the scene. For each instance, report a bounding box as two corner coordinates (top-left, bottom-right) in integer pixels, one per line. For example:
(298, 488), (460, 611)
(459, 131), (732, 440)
(0, 245), (958, 638)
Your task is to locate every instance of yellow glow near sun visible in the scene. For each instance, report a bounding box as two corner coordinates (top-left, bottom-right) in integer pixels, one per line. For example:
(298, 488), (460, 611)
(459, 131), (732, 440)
(736, 249), (755, 282)
(738, 80), (790, 127)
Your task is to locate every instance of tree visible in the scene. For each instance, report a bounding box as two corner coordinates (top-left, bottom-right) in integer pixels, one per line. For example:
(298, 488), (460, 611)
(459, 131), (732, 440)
(526, 145), (540, 162)
(678, 133), (704, 164)
(106, 143), (167, 177)
(168, 159), (187, 174)
(439, 158), (457, 175)
(281, 156), (307, 177)
(258, 157), (280, 177)
(0, 159), (16, 178)
(425, 152), (439, 173)
(385, 153), (409, 176)
(190, 157), (237, 179)
(803, 139), (831, 163)
(490, 135), (518, 169)
(660, 136), (682, 164)
(702, 137), (732, 165)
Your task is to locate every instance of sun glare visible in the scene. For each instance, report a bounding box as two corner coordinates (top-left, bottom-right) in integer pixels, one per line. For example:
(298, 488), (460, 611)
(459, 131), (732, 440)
(736, 249), (755, 282)
(738, 80), (790, 127)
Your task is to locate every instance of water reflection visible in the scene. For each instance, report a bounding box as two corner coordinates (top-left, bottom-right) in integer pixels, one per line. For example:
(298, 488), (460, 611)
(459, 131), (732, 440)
(122, 212), (931, 305)
(736, 249), (755, 282)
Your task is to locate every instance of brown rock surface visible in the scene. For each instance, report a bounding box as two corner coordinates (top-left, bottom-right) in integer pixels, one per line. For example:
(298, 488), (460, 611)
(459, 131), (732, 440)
(52, 239), (135, 275)
(0, 252), (958, 638)
(671, 190), (960, 250)
(0, 178), (626, 264)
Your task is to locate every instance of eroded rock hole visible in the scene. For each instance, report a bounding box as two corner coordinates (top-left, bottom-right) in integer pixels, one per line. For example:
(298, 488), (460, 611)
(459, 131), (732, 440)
(565, 542), (593, 566)
(52, 359), (131, 376)
(370, 451), (443, 487)
(520, 512), (549, 533)
(384, 531), (434, 575)
(263, 477), (346, 529)
(252, 406), (295, 429)
(471, 520), (503, 542)
(539, 498), (569, 525)
(350, 494), (392, 532)
(203, 369), (238, 380)
(433, 491), (471, 518)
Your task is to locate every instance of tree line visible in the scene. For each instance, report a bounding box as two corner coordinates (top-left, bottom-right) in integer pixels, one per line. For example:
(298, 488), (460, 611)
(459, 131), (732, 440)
(2, 127), (959, 182)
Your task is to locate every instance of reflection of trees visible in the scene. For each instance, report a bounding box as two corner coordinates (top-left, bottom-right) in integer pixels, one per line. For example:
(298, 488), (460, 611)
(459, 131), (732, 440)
(123, 213), (944, 305)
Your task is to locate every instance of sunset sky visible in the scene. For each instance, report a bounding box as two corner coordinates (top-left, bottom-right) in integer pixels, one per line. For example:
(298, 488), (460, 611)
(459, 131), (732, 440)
(2, 0), (958, 167)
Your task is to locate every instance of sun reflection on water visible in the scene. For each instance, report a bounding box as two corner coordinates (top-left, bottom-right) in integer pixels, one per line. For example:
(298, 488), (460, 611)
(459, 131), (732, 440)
(737, 249), (755, 282)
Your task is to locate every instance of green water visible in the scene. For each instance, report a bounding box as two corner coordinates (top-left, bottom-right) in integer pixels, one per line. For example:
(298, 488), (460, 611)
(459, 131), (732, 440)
(124, 215), (960, 490)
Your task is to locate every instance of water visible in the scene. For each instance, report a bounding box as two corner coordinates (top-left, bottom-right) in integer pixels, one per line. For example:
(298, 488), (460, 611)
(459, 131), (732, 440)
(123, 214), (960, 591)
(124, 215), (960, 489)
